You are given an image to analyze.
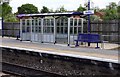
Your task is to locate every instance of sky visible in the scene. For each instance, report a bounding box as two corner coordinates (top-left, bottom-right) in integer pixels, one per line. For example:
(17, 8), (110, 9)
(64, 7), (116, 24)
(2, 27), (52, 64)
(9, 0), (120, 13)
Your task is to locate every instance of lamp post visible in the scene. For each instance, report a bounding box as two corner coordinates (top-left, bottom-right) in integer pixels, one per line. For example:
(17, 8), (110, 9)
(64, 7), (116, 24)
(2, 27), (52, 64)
(87, 0), (91, 46)
(88, 0), (90, 33)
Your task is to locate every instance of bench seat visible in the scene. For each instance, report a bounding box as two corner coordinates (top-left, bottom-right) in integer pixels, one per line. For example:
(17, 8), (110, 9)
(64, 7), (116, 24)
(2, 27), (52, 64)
(74, 33), (103, 48)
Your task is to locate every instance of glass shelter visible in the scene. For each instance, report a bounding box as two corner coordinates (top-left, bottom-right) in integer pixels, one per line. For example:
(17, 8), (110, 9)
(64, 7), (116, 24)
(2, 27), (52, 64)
(18, 12), (84, 46)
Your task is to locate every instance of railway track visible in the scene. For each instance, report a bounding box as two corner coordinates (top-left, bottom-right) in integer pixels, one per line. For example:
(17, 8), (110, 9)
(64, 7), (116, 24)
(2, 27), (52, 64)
(2, 62), (66, 77)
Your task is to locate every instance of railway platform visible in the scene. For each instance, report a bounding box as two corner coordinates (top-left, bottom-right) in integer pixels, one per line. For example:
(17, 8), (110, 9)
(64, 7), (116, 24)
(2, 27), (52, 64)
(0, 37), (119, 64)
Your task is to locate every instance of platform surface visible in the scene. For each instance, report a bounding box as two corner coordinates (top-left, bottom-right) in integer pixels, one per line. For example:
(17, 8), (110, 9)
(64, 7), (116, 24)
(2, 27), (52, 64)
(0, 37), (120, 64)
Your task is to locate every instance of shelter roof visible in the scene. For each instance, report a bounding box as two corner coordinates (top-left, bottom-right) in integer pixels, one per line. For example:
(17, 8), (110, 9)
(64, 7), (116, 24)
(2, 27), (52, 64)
(17, 12), (84, 18)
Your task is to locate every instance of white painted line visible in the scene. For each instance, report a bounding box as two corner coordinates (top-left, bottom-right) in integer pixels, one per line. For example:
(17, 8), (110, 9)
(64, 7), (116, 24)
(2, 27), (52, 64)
(1, 45), (119, 64)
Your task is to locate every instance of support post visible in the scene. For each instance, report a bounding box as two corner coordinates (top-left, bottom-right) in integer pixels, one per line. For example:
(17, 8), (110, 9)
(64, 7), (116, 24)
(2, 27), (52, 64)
(30, 19), (32, 42)
(53, 17), (56, 44)
(37, 18), (39, 42)
(20, 19), (23, 41)
(41, 18), (44, 43)
(25, 19), (27, 40)
(88, 0), (91, 46)
(68, 18), (70, 46)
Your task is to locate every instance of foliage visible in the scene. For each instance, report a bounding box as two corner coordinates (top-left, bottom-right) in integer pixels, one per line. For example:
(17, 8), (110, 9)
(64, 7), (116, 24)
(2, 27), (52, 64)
(118, 6), (120, 13)
(103, 2), (118, 20)
(77, 4), (86, 12)
(55, 6), (67, 12)
(107, 2), (117, 9)
(18, 3), (39, 14)
(1, 3), (12, 18)
(49, 9), (54, 13)
(40, 6), (49, 13)
(0, 5), (1, 17)
(94, 7), (100, 12)
(4, 13), (19, 22)
(0, 2), (19, 22)
(117, 6), (120, 19)
(104, 9), (118, 20)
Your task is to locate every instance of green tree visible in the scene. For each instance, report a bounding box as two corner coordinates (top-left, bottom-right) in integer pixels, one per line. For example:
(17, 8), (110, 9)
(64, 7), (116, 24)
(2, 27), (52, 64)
(117, 6), (120, 19)
(55, 6), (67, 12)
(103, 2), (118, 20)
(4, 13), (19, 22)
(59, 6), (67, 12)
(107, 2), (117, 9)
(40, 6), (49, 13)
(77, 4), (86, 12)
(1, 3), (12, 18)
(0, 2), (18, 22)
(18, 4), (39, 14)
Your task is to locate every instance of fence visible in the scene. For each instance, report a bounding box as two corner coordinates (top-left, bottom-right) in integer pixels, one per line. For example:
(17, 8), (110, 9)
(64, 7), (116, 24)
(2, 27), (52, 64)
(2, 22), (20, 37)
(2, 20), (120, 44)
(90, 20), (119, 44)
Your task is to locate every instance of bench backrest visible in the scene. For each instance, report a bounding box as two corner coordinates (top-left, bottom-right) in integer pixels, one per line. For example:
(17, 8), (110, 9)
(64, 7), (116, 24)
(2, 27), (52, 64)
(77, 33), (101, 41)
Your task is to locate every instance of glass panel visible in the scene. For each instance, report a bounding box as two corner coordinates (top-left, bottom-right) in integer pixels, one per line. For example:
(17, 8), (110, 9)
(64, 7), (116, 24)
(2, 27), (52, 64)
(61, 27), (63, 34)
(22, 26), (25, 33)
(51, 27), (54, 33)
(78, 19), (81, 26)
(22, 20), (25, 25)
(39, 27), (41, 32)
(48, 19), (50, 26)
(35, 19), (38, 25)
(32, 26), (34, 32)
(78, 27), (81, 33)
(74, 27), (77, 34)
(39, 20), (41, 25)
(27, 20), (29, 25)
(61, 22), (63, 26)
(47, 27), (50, 33)
(36, 27), (38, 33)
(74, 19), (77, 26)
(65, 27), (68, 34)
(70, 18), (73, 26)
(27, 27), (30, 32)
(57, 27), (59, 33)
(51, 21), (54, 26)
(70, 27), (73, 34)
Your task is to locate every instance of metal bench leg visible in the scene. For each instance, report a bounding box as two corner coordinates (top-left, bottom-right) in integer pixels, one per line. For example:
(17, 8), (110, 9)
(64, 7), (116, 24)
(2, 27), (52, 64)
(88, 42), (90, 46)
(75, 41), (79, 47)
(16, 36), (19, 40)
(95, 43), (100, 49)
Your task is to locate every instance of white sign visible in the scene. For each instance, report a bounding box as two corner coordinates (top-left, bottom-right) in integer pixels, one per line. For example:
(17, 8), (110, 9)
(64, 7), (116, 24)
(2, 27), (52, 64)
(84, 10), (94, 15)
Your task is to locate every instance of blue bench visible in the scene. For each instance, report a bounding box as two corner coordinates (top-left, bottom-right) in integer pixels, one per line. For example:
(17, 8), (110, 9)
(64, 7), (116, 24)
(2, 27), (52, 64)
(74, 33), (103, 48)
